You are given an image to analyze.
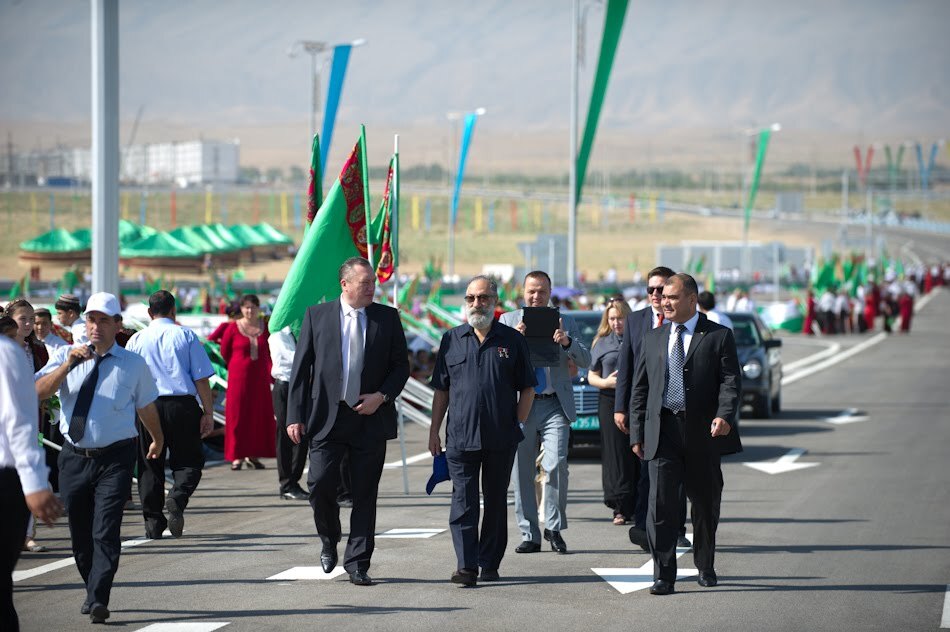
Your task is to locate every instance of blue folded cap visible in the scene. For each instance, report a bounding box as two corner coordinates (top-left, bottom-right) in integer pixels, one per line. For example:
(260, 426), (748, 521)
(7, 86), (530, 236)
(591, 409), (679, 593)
(426, 453), (451, 495)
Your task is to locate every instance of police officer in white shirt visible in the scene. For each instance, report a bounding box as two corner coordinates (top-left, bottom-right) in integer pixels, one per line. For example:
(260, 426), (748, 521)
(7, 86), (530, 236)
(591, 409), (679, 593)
(1, 335), (63, 632)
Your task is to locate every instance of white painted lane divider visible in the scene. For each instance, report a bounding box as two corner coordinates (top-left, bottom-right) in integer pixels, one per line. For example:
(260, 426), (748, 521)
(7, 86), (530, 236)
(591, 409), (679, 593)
(266, 566), (347, 581)
(13, 530), (170, 583)
(826, 408), (869, 425)
(383, 451), (431, 469)
(133, 623), (230, 632)
(782, 333), (886, 386)
(743, 448), (820, 475)
(592, 534), (697, 594)
(941, 584), (950, 628)
(376, 528), (445, 539)
(783, 340), (841, 373)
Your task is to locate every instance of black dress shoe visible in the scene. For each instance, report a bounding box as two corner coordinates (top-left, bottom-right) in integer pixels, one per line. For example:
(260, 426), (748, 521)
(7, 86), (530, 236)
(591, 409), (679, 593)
(649, 579), (675, 595)
(628, 526), (649, 551)
(515, 540), (541, 553)
(479, 568), (500, 581)
(90, 603), (110, 623)
(337, 496), (353, 508)
(165, 498), (184, 538)
(349, 570), (372, 586)
(677, 534), (692, 548)
(697, 570), (718, 587)
(451, 568), (477, 587)
(320, 543), (338, 573)
(80, 602), (91, 615)
(546, 530), (568, 554)
(280, 488), (309, 500)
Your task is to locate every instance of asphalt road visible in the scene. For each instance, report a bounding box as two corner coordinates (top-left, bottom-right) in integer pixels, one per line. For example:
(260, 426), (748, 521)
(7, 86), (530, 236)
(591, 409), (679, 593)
(13, 290), (950, 632)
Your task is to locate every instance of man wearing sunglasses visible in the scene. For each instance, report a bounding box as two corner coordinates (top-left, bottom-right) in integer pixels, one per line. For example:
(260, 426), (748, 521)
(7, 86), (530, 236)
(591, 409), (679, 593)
(499, 270), (590, 555)
(614, 266), (689, 551)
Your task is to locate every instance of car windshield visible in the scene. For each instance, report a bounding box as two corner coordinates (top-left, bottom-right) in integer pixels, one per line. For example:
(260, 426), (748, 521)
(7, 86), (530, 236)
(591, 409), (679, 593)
(562, 311), (603, 350)
(732, 318), (761, 347)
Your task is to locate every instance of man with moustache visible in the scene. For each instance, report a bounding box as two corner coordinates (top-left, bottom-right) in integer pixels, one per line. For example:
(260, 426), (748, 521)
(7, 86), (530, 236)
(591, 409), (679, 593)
(499, 270), (590, 554)
(287, 257), (409, 586)
(630, 273), (741, 595)
(429, 275), (536, 585)
(614, 266), (690, 550)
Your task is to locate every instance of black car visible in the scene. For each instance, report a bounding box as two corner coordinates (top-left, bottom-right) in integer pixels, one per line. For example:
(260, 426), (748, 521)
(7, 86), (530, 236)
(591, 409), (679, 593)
(560, 310), (607, 448)
(724, 311), (783, 418)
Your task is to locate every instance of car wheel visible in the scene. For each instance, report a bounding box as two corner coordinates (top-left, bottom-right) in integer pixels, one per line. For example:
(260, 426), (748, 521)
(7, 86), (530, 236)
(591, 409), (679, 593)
(771, 389), (781, 414)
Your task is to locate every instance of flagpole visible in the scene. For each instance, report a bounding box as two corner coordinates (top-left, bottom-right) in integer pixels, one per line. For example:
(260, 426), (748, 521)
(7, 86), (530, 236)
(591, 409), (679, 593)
(392, 134), (400, 308)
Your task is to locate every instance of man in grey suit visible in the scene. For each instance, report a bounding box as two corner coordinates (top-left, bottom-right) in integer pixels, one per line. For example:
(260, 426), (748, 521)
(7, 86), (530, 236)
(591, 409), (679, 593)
(499, 270), (590, 554)
(630, 273), (741, 595)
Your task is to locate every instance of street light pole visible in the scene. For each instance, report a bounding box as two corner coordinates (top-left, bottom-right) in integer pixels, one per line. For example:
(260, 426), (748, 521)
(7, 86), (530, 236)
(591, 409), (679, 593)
(567, 0), (579, 288)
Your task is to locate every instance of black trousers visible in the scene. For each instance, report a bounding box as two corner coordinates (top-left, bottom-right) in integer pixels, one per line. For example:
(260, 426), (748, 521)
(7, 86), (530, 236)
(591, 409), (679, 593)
(137, 395), (205, 536)
(41, 415), (63, 493)
(445, 446), (517, 572)
(59, 439), (137, 608)
(307, 405), (387, 574)
(272, 381), (307, 494)
(1, 469), (30, 632)
(598, 391), (639, 519)
(647, 410), (723, 582)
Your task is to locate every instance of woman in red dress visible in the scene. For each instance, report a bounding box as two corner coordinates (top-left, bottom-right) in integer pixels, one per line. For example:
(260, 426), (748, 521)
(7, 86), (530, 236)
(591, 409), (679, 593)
(220, 295), (276, 470)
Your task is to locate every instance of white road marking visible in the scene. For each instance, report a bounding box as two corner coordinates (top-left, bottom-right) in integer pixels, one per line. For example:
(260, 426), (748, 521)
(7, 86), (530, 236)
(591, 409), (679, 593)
(826, 408), (869, 425)
(743, 448), (820, 475)
(782, 333), (886, 386)
(133, 624), (230, 632)
(941, 584), (950, 628)
(783, 340), (841, 373)
(592, 535), (697, 594)
(13, 531), (166, 582)
(376, 528), (445, 539)
(266, 566), (347, 580)
(384, 451), (432, 469)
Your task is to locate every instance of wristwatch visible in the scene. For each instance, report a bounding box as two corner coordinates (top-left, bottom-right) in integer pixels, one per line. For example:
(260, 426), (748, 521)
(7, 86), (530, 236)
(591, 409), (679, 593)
(381, 392), (391, 404)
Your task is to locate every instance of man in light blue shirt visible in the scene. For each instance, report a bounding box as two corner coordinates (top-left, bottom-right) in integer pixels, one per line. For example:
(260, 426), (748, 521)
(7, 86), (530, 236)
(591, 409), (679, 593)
(35, 292), (163, 624)
(126, 290), (215, 540)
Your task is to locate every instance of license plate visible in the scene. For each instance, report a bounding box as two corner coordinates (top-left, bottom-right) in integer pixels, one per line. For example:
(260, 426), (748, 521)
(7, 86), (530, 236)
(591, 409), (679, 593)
(571, 415), (600, 431)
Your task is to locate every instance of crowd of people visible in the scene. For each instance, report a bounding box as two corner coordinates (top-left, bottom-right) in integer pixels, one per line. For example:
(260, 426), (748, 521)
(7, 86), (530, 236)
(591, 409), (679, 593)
(3, 253), (941, 628)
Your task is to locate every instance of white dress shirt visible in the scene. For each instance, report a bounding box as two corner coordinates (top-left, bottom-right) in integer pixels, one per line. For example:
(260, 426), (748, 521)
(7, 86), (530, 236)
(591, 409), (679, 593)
(339, 300), (367, 393)
(268, 326), (296, 382)
(704, 309), (734, 330)
(71, 321), (89, 345)
(667, 311), (700, 357)
(0, 336), (48, 495)
(41, 331), (70, 357)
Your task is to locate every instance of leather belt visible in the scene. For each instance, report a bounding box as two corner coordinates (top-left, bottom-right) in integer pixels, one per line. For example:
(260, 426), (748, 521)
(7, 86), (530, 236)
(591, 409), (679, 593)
(534, 393), (558, 400)
(63, 438), (136, 458)
(661, 407), (686, 419)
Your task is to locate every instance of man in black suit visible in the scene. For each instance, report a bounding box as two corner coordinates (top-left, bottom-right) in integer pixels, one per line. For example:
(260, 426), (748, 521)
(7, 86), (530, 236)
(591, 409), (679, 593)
(287, 257), (410, 586)
(630, 273), (741, 595)
(613, 266), (690, 546)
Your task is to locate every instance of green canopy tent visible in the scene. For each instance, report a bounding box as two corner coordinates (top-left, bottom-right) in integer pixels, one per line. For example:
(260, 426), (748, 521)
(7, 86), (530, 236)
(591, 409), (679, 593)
(120, 231), (204, 272)
(169, 225), (241, 268)
(19, 228), (90, 263)
(227, 223), (279, 261)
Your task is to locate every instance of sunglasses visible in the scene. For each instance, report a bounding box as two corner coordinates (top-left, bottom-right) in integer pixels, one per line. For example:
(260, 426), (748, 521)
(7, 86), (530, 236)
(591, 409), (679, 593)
(464, 294), (495, 304)
(647, 286), (664, 294)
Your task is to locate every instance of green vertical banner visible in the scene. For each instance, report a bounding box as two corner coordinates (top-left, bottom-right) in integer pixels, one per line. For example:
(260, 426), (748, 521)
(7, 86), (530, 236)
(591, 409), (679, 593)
(743, 129), (772, 234)
(574, 0), (630, 205)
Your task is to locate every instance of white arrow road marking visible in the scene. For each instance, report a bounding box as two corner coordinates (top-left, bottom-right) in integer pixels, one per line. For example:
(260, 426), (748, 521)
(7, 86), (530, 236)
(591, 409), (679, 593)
(376, 528), (445, 539)
(826, 408), (869, 425)
(941, 584), (950, 628)
(13, 530), (168, 583)
(133, 624), (230, 632)
(266, 566), (347, 581)
(592, 535), (697, 594)
(743, 448), (820, 475)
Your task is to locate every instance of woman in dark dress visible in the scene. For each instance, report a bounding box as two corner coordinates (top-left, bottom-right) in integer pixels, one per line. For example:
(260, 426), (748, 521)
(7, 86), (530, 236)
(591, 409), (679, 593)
(587, 298), (638, 525)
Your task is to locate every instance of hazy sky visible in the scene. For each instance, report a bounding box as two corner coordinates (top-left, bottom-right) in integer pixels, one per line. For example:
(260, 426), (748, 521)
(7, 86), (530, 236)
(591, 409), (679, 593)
(1, 0), (947, 171)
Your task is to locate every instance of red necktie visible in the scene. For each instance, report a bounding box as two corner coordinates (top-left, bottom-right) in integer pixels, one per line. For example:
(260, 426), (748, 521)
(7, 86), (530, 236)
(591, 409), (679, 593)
(656, 312), (664, 328)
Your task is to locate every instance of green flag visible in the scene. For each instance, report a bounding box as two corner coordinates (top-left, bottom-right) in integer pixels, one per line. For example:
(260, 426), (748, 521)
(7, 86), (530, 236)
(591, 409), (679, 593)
(369, 153), (398, 283)
(269, 127), (371, 335)
(575, 0), (630, 205)
(743, 129), (772, 235)
(306, 134), (323, 224)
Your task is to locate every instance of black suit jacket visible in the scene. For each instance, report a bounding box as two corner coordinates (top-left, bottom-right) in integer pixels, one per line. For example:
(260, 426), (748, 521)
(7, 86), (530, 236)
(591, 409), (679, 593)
(629, 312), (742, 460)
(613, 307), (655, 416)
(288, 299), (410, 442)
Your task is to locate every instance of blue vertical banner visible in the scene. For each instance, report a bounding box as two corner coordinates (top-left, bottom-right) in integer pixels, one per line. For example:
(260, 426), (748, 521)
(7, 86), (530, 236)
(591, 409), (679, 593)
(319, 44), (352, 180)
(293, 191), (302, 228)
(424, 198), (432, 232)
(140, 191), (147, 225)
(49, 193), (55, 229)
(487, 200), (495, 232)
(450, 113), (479, 228)
(915, 142), (939, 191)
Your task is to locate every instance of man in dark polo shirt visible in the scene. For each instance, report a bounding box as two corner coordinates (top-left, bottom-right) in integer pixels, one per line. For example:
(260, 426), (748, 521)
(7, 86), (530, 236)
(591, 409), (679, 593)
(429, 275), (536, 587)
